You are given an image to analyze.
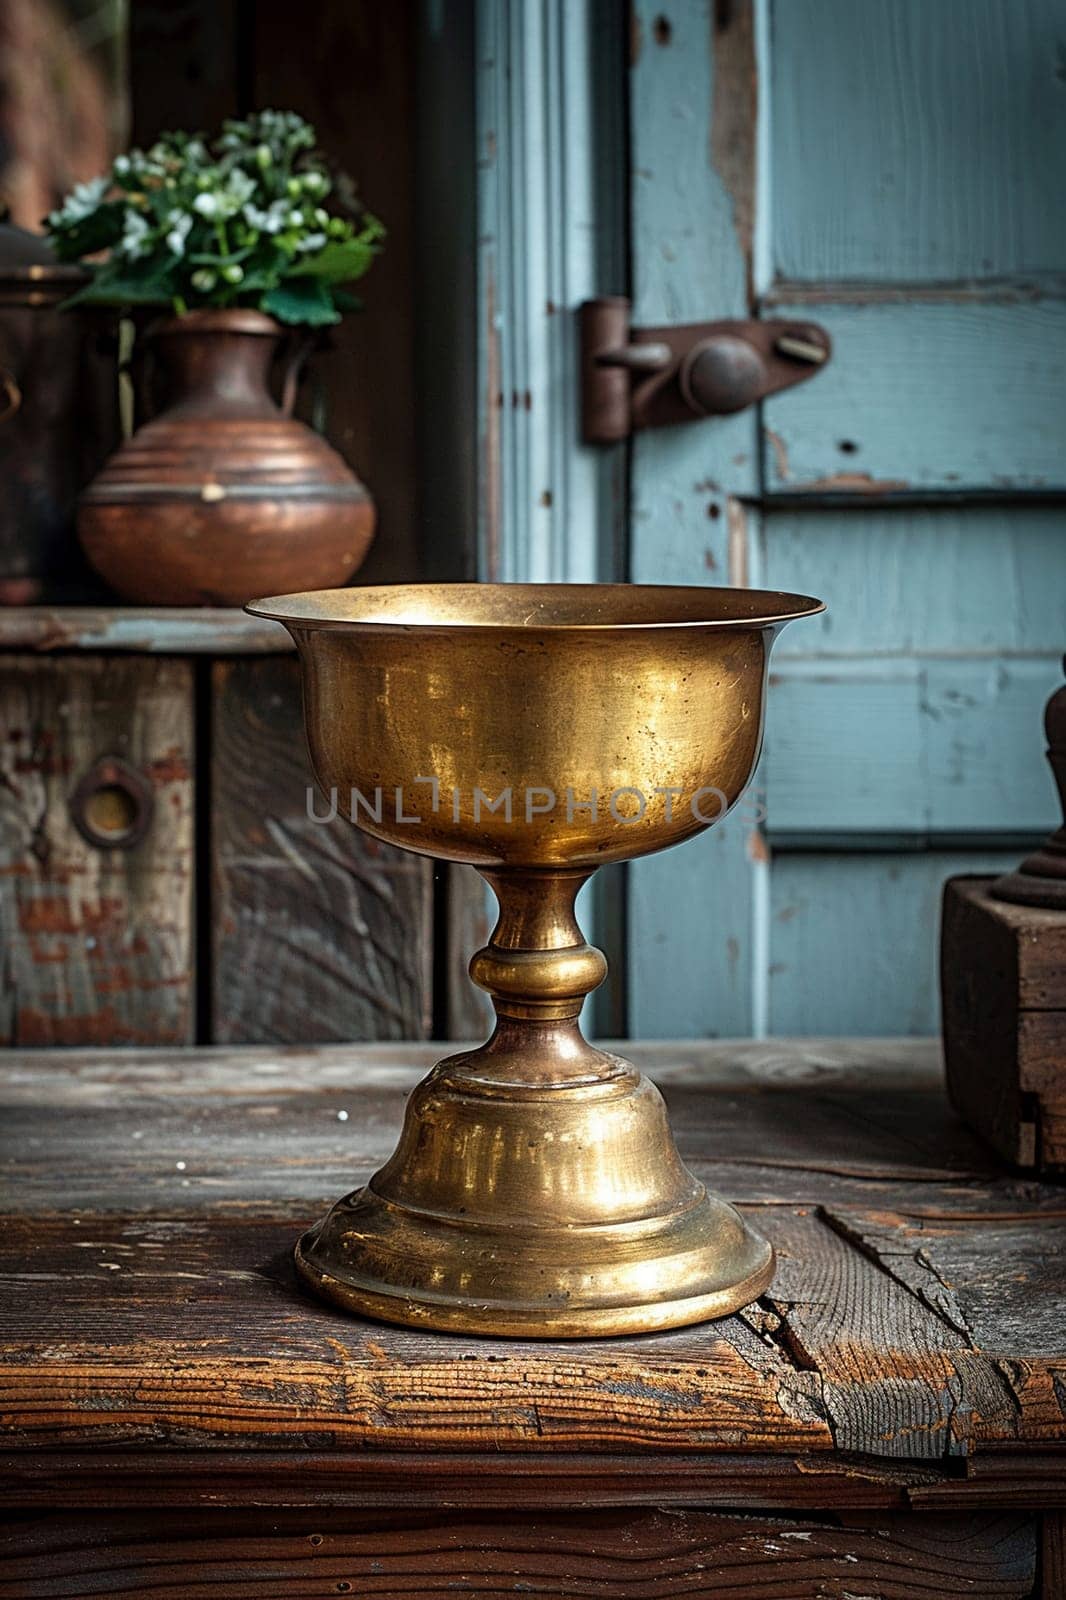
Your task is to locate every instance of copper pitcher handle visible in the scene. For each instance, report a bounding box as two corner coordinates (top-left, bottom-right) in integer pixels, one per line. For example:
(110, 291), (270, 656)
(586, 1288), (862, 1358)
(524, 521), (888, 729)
(278, 331), (317, 417)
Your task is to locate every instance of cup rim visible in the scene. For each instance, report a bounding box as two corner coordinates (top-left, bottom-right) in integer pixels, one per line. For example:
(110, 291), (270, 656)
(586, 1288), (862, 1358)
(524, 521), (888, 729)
(245, 581), (825, 632)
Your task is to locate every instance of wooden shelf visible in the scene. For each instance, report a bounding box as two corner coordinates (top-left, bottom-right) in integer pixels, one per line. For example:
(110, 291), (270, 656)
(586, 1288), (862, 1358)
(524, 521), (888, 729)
(0, 606), (292, 655)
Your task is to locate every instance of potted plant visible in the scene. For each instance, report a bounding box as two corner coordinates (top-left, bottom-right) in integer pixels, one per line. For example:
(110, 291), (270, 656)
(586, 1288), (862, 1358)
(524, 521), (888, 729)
(46, 110), (383, 606)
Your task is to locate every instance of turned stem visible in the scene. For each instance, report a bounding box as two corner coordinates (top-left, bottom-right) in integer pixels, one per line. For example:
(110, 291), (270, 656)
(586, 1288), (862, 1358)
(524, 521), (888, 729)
(448, 868), (621, 1089)
(469, 868), (607, 1022)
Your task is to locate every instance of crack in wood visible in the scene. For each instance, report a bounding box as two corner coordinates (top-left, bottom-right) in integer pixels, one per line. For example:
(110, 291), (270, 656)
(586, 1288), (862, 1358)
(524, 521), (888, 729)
(816, 1206), (975, 1344)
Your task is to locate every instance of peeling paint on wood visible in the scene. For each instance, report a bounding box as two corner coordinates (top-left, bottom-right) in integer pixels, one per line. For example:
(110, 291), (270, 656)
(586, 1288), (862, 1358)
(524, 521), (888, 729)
(0, 608), (291, 655)
(0, 657), (194, 1046)
(629, 0), (760, 1038)
(709, 0), (756, 302)
(769, 0), (1066, 284)
(763, 301), (1066, 494)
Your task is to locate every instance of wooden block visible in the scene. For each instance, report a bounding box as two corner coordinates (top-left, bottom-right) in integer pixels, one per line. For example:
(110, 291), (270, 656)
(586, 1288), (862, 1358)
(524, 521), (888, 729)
(941, 876), (1066, 1171)
(0, 655), (195, 1046)
(211, 656), (433, 1043)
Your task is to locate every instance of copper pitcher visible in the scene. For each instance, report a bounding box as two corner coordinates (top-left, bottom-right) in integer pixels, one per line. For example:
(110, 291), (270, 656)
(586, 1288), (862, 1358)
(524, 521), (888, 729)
(78, 309), (375, 606)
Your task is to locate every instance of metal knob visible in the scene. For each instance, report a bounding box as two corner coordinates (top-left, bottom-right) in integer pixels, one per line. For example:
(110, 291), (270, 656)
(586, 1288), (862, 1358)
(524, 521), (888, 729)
(679, 335), (766, 417)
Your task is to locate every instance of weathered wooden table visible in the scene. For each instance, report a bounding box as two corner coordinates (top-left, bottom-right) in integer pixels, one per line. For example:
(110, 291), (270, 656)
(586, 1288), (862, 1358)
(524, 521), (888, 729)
(1, 1040), (1063, 1597)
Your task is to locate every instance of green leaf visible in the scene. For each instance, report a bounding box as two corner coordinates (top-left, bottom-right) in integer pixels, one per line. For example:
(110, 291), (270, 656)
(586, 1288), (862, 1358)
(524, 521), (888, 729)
(290, 237), (376, 284)
(236, 264), (284, 292)
(48, 201), (127, 262)
(262, 277), (339, 326)
(61, 260), (177, 310)
(187, 244), (255, 267)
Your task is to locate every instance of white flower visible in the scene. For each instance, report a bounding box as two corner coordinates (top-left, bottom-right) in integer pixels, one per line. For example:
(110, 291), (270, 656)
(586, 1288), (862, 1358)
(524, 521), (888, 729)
(243, 199), (288, 235)
(195, 171), (255, 221)
(296, 232), (327, 253)
(55, 175), (109, 223)
(119, 209), (152, 259)
(227, 168), (255, 205)
(113, 155), (131, 177)
(165, 212), (193, 256)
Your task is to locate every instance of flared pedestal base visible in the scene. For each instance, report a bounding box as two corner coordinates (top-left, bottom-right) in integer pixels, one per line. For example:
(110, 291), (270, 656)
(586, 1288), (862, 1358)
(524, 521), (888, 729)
(296, 1190), (772, 1338)
(294, 1054), (773, 1338)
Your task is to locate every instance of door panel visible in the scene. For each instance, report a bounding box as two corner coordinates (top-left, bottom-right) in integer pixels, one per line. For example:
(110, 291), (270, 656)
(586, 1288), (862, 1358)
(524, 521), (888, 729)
(762, 506), (1066, 652)
(765, 658), (1060, 844)
(628, 0), (1065, 1038)
(767, 850), (1019, 1036)
(769, 0), (1066, 285)
(763, 299), (1066, 493)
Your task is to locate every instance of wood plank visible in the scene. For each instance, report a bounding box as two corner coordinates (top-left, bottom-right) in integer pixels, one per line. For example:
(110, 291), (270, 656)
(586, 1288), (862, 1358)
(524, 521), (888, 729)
(211, 657), (433, 1043)
(1, 1042), (1064, 1470)
(0, 1036), (952, 1097)
(762, 298), (1066, 493)
(475, 0), (626, 586)
(0, 657), (194, 1045)
(249, 1), (419, 589)
(628, 0), (762, 1038)
(5, 1037), (1051, 1215)
(764, 656), (1062, 844)
(767, 850), (1018, 1036)
(813, 1206), (1066, 1454)
(0, 1508), (1037, 1599)
(755, 1210), (1024, 1460)
(0, 1447), (951, 1514)
(762, 505), (1066, 658)
(0, 608), (292, 655)
(769, 0), (1066, 283)
(0, 1210), (831, 1455)
(444, 864), (493, 1039)
(1043, 1512), (1066, 1600)
(818, 1206), (1066, 1366)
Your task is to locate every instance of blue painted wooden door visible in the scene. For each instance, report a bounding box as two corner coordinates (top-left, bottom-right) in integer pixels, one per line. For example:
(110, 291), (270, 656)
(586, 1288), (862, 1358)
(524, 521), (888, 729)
(628, 0), (1066, 1036)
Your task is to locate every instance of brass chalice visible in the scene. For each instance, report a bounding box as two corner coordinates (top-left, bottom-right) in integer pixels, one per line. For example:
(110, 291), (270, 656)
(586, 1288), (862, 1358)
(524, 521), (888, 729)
(247, 583), (823, 1337)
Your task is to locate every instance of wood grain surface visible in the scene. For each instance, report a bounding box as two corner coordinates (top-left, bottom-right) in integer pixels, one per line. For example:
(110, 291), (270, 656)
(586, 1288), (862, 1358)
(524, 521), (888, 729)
(1, 1041), (1063, 1487)
(0, 657), (194, 1046)
(0, 1507), (1037, 1598)
(769, 0), (1066, 284)
(211, 658), (433, 1043)
(943, 876), (1066, 1171)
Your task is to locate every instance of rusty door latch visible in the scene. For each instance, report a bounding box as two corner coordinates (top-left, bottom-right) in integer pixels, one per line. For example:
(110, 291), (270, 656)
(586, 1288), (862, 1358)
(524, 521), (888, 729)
(580, 296), (831, 445)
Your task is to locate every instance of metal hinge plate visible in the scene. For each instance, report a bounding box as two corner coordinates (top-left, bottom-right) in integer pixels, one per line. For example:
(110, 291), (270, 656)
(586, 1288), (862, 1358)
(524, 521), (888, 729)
(580, 296), (832, 445)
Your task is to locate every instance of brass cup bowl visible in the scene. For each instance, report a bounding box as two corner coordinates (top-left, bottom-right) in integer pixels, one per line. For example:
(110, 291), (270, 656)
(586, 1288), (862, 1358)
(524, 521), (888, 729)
(247, 582), (824, 1336)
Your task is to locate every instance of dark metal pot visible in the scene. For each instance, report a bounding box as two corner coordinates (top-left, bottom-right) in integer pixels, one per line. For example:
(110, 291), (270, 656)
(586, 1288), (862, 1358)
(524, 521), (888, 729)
(0, 216), (117, 603)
